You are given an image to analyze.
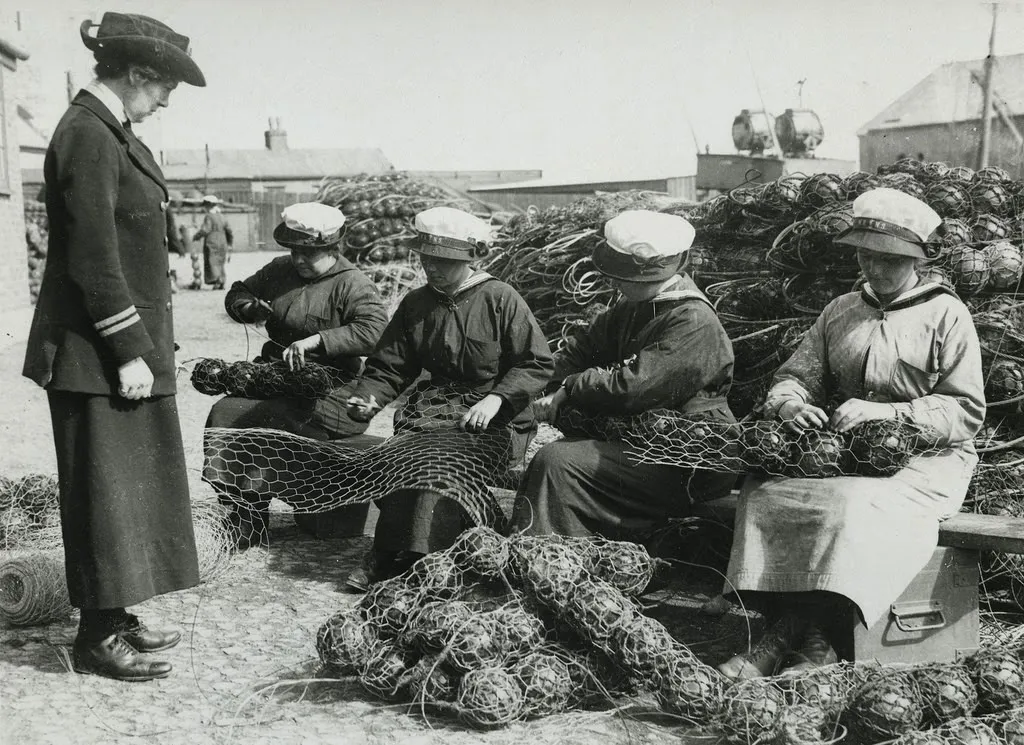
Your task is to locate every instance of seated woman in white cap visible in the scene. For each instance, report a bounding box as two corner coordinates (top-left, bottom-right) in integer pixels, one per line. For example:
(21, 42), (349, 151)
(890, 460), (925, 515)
(509, 210), (737, 539)
(204, 202), (389, 547)
(193, 195), (232, 289)
(718, 188), (984, 680)
(345, 207), (553, 590)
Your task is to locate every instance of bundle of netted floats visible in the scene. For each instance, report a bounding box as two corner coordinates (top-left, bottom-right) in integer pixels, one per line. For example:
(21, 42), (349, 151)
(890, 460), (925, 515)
(314, 527), (1024, 741)
(316, 172), (483, 266)
(190, 358), (354, 399)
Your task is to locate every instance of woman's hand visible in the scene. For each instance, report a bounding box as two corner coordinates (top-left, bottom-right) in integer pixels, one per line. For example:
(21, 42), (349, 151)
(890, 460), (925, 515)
(347, 394), (381, 422)
(283, 334), (322, 371)
(243, 298), (273, 323)
(829, 399), (896, 433)
(117, 357), (154, 400)
(532, 387), (568, 424)
(778, 400), (830, 434)
(460, 394), (504, 433)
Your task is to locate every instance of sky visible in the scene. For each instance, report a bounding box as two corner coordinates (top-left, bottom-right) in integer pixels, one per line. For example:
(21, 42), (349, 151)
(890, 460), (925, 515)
(6, 0), (1024, 182)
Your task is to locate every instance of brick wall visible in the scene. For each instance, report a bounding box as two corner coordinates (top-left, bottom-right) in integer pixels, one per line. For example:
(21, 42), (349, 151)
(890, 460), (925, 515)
(0, 55), (28, 313)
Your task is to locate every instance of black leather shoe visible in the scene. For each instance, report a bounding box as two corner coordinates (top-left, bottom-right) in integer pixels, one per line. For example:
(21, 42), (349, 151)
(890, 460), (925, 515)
(73, 635), (172, 682)
(718, 614), (807, 680)
(116, 616), (181, 653)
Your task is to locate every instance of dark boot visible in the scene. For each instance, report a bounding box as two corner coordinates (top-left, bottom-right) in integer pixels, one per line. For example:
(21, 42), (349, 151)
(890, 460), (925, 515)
(345, 548), (400, 593)
(780, 624), (838, 674)
(115, 613), (182, 653)
(717, 613), (807, 680)
(73, 634), (171, 682)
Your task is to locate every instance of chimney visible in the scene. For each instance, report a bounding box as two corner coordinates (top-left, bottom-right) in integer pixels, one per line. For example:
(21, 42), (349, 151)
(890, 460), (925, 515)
(264, 117), (288, 151)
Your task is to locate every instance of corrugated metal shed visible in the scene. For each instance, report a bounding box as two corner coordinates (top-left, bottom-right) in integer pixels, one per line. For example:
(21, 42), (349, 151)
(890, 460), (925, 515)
(469, 176), (696, 212)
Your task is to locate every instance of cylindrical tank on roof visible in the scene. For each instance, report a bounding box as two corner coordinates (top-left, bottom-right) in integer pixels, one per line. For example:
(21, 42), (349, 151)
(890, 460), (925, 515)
(775, 109), (824, 156)
(731, 109), (775, 153)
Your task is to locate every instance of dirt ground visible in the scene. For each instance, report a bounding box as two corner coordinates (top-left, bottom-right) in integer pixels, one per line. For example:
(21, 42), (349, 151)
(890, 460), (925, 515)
(0, 252), (758, 745)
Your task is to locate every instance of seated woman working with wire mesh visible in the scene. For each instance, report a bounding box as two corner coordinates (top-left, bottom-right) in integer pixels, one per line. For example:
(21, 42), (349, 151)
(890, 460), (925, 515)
(344, 207), (554, 591)
(509, 210), (737, 541)
(204, 203), (389, 547)
(718, 188), (985, 680)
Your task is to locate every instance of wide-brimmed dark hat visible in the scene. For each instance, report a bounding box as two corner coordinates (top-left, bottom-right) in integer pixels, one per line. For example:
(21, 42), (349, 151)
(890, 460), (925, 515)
(80, 12), (206, 87)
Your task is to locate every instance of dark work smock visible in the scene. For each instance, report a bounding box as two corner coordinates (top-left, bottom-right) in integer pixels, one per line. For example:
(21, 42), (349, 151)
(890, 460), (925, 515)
(511, 273), (738, 537)
(203, 255), (389, 537)
(351, 271), (554, 554)
(206, 255), (389, 439)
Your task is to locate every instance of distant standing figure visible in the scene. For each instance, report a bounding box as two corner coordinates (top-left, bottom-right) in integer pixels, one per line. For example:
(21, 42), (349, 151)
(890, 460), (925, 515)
(21, 10), (206, 682)
(194, 195), (232, 289)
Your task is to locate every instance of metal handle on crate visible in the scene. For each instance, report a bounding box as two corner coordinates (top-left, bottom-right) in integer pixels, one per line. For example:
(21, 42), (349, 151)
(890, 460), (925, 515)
(890, 601), (947, 632)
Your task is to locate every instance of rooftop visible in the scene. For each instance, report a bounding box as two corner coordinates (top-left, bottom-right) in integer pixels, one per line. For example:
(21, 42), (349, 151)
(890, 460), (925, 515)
(859, 53), (1024, 134)
(160, 147), (395, 182)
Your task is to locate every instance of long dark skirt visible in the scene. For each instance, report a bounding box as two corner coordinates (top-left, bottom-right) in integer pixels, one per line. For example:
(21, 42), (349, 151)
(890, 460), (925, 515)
(510, 438), (737, 538)
(204, 245), (226, 285)
(48, 390), (199, 609)
(373, 489), (468, 555)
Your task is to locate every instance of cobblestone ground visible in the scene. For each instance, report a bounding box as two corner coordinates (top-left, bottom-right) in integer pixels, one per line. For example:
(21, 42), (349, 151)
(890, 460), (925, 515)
(1, 253), (756, 744)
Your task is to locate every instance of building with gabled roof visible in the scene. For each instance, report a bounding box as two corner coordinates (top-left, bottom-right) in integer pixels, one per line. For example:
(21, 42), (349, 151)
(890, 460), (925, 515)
(858, 53), (1024, 177)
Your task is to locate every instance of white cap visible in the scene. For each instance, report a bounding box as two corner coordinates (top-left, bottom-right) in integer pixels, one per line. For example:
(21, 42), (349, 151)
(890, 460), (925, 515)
(273, 202), (346, 249)
(282, 202), (346, 237)
(835, 187), (941, 259)
(201, 194), (223, 205)
(594, 210), (696, 282)
(413, 207), (494, 261)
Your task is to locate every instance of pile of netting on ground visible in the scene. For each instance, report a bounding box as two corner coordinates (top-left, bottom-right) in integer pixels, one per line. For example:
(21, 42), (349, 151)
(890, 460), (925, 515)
(0, 474), (233, 627)
(203, 381), (524, 528)
(483, 190), (697, 352)
(316, 172), (484, 266)
(363, 261), (426, 314)
(313, 527), (1024, 742)
(965, 454), (1024, 614)
(190, 358), (354, 399)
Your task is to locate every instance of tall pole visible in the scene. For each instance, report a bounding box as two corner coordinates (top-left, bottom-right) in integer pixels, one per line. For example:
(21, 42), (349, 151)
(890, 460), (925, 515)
(978, 3), (998, 169)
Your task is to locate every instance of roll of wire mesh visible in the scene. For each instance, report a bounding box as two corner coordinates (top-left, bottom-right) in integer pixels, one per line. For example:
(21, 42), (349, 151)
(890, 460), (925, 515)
(0, 548), (72, 627)
(0, 473), (235, 627)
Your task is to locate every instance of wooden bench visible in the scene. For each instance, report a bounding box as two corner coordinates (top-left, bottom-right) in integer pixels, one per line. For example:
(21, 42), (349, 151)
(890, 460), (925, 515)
(692, 494), (1024, 664)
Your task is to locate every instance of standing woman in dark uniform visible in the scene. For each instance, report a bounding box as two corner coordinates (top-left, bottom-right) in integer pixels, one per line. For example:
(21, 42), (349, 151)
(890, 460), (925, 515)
(22, 12), (206, 682)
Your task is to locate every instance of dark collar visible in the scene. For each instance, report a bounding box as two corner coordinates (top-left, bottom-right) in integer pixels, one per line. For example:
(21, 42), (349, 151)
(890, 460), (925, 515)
(860, 281), (957, 312)
(72, 91), (168, 199)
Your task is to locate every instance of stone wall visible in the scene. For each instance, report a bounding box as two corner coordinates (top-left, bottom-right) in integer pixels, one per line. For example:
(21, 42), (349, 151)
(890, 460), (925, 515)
(0, 52), (28, 313)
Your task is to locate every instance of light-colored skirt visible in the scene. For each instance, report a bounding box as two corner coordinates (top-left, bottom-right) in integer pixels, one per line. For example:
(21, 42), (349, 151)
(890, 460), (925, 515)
(725, 447), (976, 626)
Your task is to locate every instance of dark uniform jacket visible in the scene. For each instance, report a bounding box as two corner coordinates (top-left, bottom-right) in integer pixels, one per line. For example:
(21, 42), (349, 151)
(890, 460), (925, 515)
(23, 91), (177, 397)
(353, 272), (554, 429)
(225, 255), (388, 375)
(555, 273), (735, 418)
